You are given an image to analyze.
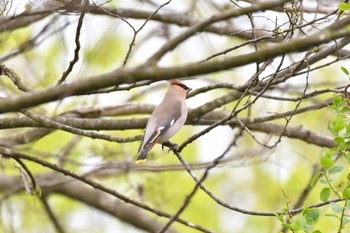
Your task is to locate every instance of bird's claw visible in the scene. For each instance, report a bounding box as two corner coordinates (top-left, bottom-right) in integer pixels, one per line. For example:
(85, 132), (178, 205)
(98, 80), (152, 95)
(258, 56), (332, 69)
(162, 141), (178, 153)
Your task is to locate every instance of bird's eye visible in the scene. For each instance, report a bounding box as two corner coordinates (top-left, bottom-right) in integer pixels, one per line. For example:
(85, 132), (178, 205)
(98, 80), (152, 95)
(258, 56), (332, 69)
(177, 84), (191, 91)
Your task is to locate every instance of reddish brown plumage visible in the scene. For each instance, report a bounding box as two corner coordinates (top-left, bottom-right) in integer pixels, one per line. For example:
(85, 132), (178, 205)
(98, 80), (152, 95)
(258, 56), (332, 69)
(169, 79), (186, 86)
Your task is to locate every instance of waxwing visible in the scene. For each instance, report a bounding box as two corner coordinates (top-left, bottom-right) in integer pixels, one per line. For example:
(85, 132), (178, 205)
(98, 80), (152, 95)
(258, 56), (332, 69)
(136, 79), (191, 163)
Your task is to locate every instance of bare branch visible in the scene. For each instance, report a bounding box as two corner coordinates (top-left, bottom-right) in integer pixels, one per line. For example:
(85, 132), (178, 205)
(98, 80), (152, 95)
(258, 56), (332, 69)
(57, 0), (89, 84)
(40, 195), (67, 233)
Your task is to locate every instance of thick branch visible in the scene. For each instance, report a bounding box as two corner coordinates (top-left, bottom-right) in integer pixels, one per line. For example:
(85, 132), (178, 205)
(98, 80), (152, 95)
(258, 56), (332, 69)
(54, 181), (181, 233)
(0, 173), (180, 233)
(0, 107), (335, 150)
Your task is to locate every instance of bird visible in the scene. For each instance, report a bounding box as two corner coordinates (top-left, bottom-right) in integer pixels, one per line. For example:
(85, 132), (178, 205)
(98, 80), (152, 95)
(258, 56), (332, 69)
(136, 79), (191, 163)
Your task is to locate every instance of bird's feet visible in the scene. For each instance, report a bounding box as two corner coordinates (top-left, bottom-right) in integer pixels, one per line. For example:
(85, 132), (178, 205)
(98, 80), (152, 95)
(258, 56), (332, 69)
(161, 141), (178, 152)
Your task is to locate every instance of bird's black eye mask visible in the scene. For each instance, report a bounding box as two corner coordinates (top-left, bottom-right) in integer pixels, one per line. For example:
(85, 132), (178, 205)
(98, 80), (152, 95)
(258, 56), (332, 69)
(176, 83), (192, 92)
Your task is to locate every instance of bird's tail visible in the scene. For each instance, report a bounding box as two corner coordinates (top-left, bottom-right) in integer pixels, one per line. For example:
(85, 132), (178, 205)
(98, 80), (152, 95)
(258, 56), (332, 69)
(136, 136), (160, 164)
(136, 148), (150, 164)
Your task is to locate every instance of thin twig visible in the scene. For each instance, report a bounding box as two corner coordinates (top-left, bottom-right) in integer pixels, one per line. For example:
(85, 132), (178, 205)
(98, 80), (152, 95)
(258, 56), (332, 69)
(57, 0), (88, 84)
(40, 195), (67, 233)
(171, 147), (346, 217)
(122, 0), (172, 66)
(160, 128), (245, 232)
(12, 157), (39, 195)
(0, 65), (32, 92)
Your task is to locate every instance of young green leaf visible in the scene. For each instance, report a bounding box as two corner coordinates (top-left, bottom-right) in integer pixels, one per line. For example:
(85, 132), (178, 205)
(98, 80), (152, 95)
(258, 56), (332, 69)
(310, 171), (323, 187)
(341, 106), (349, 114)
(291, 215), (307, 231)
(332, 94), (343, 107)
(319, 179), (330, 184)
(342, 217), (350, 225)
(332, 116), (346, 133)
(341, 66), (350, 75)
(334, 136), (345, 145)
(304, 208), (320, 225)
(325, 213), (340, 219)
(342, 187), (350, 199)
(320, 187), (331, 202)
(328, 165), (344, 175)
(320, 155), (334, 168)
(330, 202), (344, 213)
(345, 153), (350, 164)
(338, 3), (350, 11)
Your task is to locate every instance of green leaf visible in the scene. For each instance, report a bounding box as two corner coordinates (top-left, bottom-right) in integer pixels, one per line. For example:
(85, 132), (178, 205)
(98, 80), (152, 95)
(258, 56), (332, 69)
(343, 187), (350, 199)
(345, 152), (350, 164)
(320, 155), (334, 168)
(341, 66), (350, 75)
(320, 187), (331, 202)
(332, 94), (343, 107)
(341, 106), (349, 114)
(332, 116), (346, 133)
(325, 213), (340, 219)
(328, 165), (344, 175)
(312, 230), (322, 233)
(342, 217), (350, 225)
(320, 178), (332, 184)
(310, 171), (322, 187)
(338, 3), (350, 11)
(331, 202), (344, 213)
(280, 205), (289, 214)
(304, 208), (320, 225)
(335, 136), (345, 145)
(291, 215), (307, 230)
(281, 222), (293, 230)
(328, 122), (337, 135)
(276, 213), (284, 222)
(346, 199), (350, 208)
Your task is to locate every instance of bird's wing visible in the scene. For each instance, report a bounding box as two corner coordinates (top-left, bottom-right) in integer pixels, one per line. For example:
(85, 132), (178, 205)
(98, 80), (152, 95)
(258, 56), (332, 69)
(139, 119), (176, 151)
(136, 118), (177, 162)
(136, 99), (182, 163)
